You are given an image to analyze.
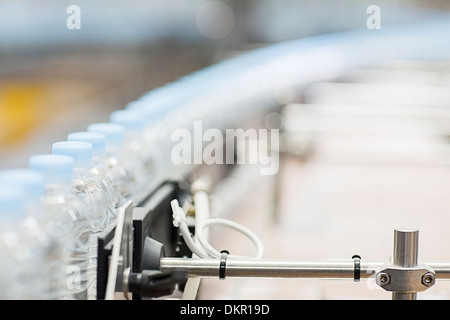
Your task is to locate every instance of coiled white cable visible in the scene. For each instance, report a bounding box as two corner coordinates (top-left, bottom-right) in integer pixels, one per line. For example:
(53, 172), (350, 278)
(171, 197), (264, 260)
(196, 217), (265, 259)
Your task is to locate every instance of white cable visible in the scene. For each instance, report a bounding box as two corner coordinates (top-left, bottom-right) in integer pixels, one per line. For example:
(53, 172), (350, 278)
(171, 199), (209, 259)
(196, 218), (265, 259)
(171, 196), (265, 261)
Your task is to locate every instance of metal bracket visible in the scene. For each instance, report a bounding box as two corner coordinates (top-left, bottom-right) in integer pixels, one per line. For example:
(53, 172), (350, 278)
(376, 264), (435, 293)
(375, 228), (436, 299)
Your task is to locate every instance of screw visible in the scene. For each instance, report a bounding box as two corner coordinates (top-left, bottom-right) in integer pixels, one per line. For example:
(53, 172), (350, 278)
(422, 272), (435, 287)
(376, 272), (391, 286)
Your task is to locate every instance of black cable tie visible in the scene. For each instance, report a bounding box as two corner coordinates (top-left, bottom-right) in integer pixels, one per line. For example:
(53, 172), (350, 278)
(352, 255), (361, 282)
(219, 250), (229, 280)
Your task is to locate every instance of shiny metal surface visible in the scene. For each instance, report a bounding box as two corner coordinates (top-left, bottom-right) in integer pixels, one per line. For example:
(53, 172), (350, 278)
(161, 257), (450, 280)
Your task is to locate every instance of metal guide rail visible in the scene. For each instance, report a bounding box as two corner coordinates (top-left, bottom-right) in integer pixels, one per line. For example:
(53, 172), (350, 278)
(98, 178), (450, 300)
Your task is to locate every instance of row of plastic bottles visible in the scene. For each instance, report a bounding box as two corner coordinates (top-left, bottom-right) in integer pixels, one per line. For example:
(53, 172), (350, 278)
(0, 54), (272, 299)
(0, 124), (145, 300)
(0, 77), (200, 299)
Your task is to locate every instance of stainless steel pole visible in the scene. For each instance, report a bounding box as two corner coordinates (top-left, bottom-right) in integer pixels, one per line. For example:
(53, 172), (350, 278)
(160, 257), (382, 279)
(392, 228), (419, 300)
(160, 258), (450, 279)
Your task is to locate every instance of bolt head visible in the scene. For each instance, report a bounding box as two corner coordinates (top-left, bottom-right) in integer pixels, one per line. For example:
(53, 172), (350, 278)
(422, 272), (435, 287)
(376, 272), (391, 286)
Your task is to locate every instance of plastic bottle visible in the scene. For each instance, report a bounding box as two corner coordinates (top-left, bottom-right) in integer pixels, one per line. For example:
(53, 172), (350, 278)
(29, 154), (91, 300)
(124, 101), (176, 178)
(0, 168), (46, 228)
(0, 169), (61, 299)
(109, 109), (156, 194)
(52, 141), (108, 300)
(0, 185), (31, 299)
(67, 131), (119, 225)
(86, 122), (136, 204)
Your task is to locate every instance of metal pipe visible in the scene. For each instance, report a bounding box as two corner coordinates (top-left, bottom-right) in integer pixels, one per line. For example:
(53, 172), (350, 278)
(161, 257), (381, 279)
(393, 228), (419, 268)
(392, 228), (419, 300)
(427, 263), (450, 278)
(160, 257), (450, 280)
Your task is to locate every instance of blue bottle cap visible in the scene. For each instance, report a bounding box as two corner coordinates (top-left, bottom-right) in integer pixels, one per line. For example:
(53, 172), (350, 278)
(67, 131), (107, 158)
(87, 122), (125, 149)
(29, 154), (74, 185)
(52, 141), (93, 168)
(110, 109), (146, 132)
(0, 168), (45, 203)
(0, 185), (26, 219)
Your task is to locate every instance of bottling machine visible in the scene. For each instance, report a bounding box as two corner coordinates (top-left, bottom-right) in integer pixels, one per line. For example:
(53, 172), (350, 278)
(94, 13), (450, 301)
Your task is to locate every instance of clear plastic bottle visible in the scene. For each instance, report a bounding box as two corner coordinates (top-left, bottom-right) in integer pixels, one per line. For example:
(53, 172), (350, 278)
(86, 122), (136, 204)
(0, 168), (46, 229)
(29, 154), (91, 300)
(51, 141), (108, 300)
(0, 168), (61, 299)
(110, 109), (156, 194)
(67, 131), (119, 226)
(0, 185), (31, 299)
(125, 100), (172, 175)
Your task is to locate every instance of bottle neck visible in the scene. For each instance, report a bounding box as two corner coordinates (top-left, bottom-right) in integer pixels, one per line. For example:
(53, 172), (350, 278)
(105, 146), (123, 160)
(43, 182), (73, 198)
(73, 166), (92, 180)
(92, 156), (104, 169)
(125, 129), (143, 141)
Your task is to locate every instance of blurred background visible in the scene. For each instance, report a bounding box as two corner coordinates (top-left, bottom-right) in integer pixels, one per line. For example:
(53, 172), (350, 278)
(1, 0), (447, 168)
(1, 0), (450, 300)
